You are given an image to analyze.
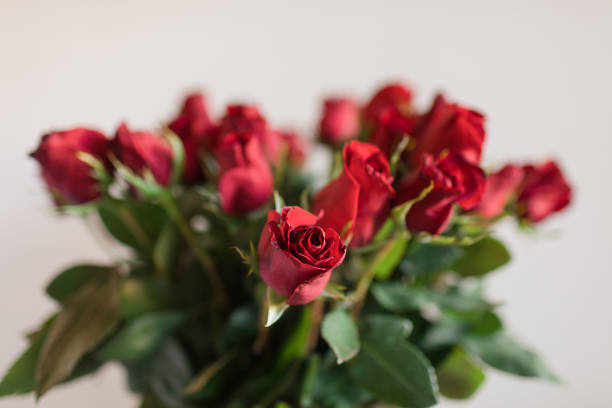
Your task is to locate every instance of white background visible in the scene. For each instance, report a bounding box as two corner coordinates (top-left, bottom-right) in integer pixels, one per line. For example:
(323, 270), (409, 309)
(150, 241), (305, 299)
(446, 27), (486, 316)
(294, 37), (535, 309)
(1, 0), (611, 407)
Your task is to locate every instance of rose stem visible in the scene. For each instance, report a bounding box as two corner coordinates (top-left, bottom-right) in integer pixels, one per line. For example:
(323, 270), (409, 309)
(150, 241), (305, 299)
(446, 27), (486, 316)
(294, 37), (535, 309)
(159, 193), (228, 308)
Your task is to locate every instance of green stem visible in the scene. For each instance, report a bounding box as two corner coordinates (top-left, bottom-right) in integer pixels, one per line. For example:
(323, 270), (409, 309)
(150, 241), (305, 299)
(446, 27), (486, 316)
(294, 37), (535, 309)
(160, 193), (228, 308)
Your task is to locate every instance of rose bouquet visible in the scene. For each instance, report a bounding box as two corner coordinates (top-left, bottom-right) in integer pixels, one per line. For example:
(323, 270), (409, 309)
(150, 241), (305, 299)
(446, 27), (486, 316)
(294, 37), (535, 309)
(1, 83), (572, 407)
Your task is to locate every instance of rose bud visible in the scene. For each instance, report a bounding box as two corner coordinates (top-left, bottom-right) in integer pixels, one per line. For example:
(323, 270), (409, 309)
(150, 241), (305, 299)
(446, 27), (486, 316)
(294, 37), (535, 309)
(168, 92), (213, 183)
(369, 106), (417, 157)
(363, 82), (413, 122)
(30, 128), (110, 205)
(411, 94), (485, 167)
(111, 123), (173, 186)
(312, 141), (395, 247)
(258, 206), (346, 305)
(517, 160), (572, 222)
(216, 104), (281, 163)
(278, 130), (307, 167)
(476, 164), (524, 218)
(215, 131), (273, 214)
(319, 97), (360, 145)
(396, 153), (485, 235)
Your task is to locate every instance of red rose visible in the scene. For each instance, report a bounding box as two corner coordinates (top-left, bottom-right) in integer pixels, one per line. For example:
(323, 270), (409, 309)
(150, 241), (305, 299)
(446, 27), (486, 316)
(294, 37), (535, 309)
(111, 123), (173, 186)
(258, 206), (346, 305)
(476, 164), (524, 218)
(30, 128), (110, 205)
(396, 153), (485, 235)
(363, 82), (413, 121)
(411, 94), (485, 166)
(517, 160), (572, 222)
(369, 106), (417, 157)
(216, 104), (281, 163)
(168, 93), (213, 183)
(319, 97), (360, 145)
(215, 132), (273, 214)
(278, 130), (307, 166)
(312, 141), (395, 247)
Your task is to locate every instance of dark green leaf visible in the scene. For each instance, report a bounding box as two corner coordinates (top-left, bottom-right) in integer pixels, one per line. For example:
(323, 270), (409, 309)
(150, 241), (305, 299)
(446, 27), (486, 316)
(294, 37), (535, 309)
(463, 333), (558, 381)
(349, 330), (438, 408)
(46, 264), (113, 304)
(277, 307), (312, 369)
(363, 314), (413, 342)
(97, 312), (184, 363)
(312, 364), (371, 408)
(321, 308), (360, 364)
(153, 221), (179, 278)
(36, 271), (120, 397)
(436, 347), (485, 399)
(371, 283), (428, 312)
(0, 325), (47, 396)
(400, 243), (463, 277)
(452, 237), (510, 277)
(119, 277), (168, 320)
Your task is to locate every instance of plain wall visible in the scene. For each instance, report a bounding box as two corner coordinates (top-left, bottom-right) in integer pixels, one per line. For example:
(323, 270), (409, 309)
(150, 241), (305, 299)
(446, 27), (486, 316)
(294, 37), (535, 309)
(1, 0), (610, 407)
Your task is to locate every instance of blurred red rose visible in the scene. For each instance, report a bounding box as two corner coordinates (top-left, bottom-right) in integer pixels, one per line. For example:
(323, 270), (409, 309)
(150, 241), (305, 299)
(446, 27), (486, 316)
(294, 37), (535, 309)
(258, 206), (346, 305)
(111, 123), (173, 186)
(31, 128), (110, 205)
(411, 94), (485, 167)
(517, 160), (572, 222)
(369, 106), (417, 157)
(363, 82), (413, 121)
(216, 104), (281, 163)
(215, 131), (273, 214)
(319, 97), (360, 145)
(168, 92), (213, 183)
(396, 153), (485, 235)
(278, 130), (307, 166)
(312, 141), (395, 247)
(476, 164), (524, 218)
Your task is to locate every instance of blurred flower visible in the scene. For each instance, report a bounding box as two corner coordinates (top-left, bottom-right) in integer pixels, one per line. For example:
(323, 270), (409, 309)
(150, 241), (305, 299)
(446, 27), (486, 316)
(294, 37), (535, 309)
(369, 106), (417, 156)
(411, 94), (485, 166)
(517, 160), (572, 222)
(476, 164), (524, 218)
(258, 206), (346, 305)
(30, 128), (110, 205)
(363, 82), (413, 122)
(215, 131), (273, 214)
(168, 92), (213, 183)
(396, 153), (485, 234)
(111, 123), (173, 186)
(278, 130), (307, 166)
(312, 140), (394, 247)
(319, 97), (360, 145)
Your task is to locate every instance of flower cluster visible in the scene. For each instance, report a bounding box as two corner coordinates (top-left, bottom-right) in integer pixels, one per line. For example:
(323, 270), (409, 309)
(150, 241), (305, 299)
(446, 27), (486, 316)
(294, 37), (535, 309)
(8, 82), (573, 408)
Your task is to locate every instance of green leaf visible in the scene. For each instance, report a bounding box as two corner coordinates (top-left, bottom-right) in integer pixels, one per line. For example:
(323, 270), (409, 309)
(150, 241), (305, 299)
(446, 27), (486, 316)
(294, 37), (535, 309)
(152, 221), (179, 279)
(265, 287), (289, 327)
(36, 271), (120, 397)
(312, 364), (371, 408)
(0, 326), (47, 396)
(371, 283), (429, 312)
(97, 312), (184, 363)
(400, 243), (463, 277)
(362, 314), (413, 342)
(373, 235), (408, 280)
(165, 129), (185, 186)
(277, 307), (312, 369)
(97, 199), (166, 252)
(321, 308), (360, 364)
(436, 347), (485, 399)
(119, 277), (168, 320)
(349, 330), (438, 408)
(452, 237), (510, 277)
(46, 264), (114, 303)
(463, 333), (558, 381)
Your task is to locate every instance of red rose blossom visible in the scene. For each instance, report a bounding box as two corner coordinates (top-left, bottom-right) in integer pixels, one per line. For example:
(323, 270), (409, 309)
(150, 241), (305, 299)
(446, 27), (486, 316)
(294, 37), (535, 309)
(517, 160), (572, 222)
(258, 206), (346, 305)
(396, 153), (485, 235)
(30, 128), (110, 205)
(278, 130), (307, 166)
(216, 104), (281, 163)
(111, 123), (173, 186)
(363, 82), (413, 121)
(319, 97), (360, 145)
(369, 106), (417, 157)
(168, 92), (213, 183)
(411, 94), (485, 166)
(215, 131), (273, 214)
(476, 164), (524, 218)
(312, 141), (395, 247)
